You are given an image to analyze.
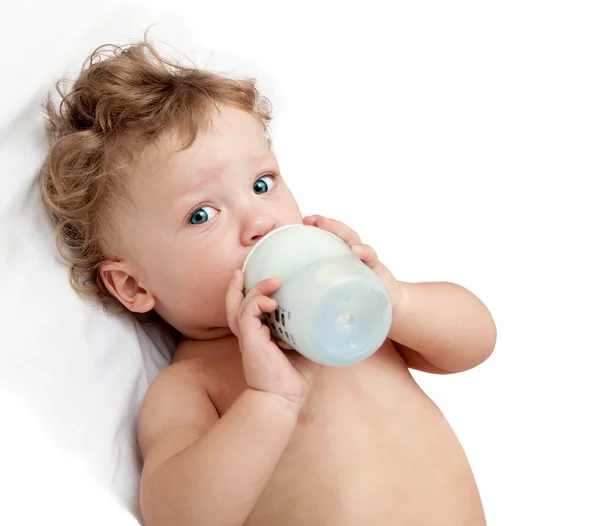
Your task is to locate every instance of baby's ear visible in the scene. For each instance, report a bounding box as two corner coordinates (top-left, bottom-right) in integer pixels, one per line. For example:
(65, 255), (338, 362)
(100, 261), (155, 313)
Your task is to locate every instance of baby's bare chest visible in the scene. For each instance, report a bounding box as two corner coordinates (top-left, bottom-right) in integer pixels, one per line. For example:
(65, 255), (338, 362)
(197, 342), (485, 525)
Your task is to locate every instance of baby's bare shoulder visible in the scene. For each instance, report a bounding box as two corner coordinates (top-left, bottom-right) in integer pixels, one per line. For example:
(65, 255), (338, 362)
(149, 335), (226, 391)
(137, 352), (218, 463)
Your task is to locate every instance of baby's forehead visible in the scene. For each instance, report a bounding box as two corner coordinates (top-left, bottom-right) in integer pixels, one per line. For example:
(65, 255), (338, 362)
(150, 111), (272, 160)
(131, 126), (275, 190)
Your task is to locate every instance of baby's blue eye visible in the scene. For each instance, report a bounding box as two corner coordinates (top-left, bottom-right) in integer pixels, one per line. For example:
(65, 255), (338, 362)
(253, 175), (275, 195)
(189, 206), (217, 225)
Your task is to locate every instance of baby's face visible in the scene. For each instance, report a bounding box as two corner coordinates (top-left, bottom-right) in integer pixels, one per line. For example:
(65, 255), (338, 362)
(116, 105), (302, 339)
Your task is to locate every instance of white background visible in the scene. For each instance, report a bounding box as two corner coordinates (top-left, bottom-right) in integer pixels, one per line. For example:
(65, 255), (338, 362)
(2, 0), (599, 524)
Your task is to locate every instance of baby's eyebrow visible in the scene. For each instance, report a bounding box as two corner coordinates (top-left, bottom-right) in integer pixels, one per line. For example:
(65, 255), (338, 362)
(175, 177), (211, 199)
(208, 152), (276, 176)
(175, 153), (276, 198)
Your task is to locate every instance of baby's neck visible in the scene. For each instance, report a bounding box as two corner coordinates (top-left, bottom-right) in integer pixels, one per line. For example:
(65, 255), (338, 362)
(174, 332), (237, 363)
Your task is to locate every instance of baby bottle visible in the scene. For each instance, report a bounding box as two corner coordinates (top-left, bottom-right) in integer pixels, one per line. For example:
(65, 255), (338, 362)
(242, 224), (392, 366)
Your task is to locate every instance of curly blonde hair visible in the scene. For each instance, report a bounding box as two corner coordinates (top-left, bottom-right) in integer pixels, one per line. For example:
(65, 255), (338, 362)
(41, 36), (273, 320)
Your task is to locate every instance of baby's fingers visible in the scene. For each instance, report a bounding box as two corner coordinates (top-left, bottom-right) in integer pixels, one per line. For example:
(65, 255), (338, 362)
(351, 243), (379, 268)
(226, 271), (282, 337)
(238, 294), (278, 340)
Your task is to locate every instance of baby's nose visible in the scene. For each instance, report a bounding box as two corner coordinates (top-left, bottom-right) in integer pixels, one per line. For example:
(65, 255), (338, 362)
(241, 215), (276, 247)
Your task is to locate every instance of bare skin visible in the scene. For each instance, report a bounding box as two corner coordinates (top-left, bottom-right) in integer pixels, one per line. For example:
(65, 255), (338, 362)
(162, 336), (486, 526)
(185, 338), (485, 526)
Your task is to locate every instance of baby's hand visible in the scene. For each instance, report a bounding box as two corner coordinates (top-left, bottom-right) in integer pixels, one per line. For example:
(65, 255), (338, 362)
(226, 270), (321, 412)
(302, 215), (403, 310)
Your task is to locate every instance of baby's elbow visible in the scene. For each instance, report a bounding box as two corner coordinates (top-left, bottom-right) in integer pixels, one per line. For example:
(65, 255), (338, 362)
(483, 313), (498, 361)
(467, 319), (497, 370)
(442, 347), (493, 374)
(473, 342), (495, 370)
(450, 323), (496, 374)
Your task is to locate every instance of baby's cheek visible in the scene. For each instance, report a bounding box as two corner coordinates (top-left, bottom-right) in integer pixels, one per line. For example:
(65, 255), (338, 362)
(185, 253), (232, 297)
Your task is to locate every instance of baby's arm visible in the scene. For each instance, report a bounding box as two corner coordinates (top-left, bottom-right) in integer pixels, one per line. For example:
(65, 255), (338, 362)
(390, 281), (497, 373)
(138, 365), (298, 526)
(138, 273), (320, 526)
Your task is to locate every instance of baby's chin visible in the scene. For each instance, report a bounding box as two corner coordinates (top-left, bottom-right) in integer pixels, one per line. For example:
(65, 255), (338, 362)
(179, 325), (234, 342)
(178, 325), (296, 350)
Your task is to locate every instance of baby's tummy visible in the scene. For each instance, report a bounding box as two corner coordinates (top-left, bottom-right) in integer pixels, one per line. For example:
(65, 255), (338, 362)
(245, 342), (486, 526)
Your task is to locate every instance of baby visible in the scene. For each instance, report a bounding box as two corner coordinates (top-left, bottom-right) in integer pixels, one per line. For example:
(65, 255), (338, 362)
(41, 38), (497, 526)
